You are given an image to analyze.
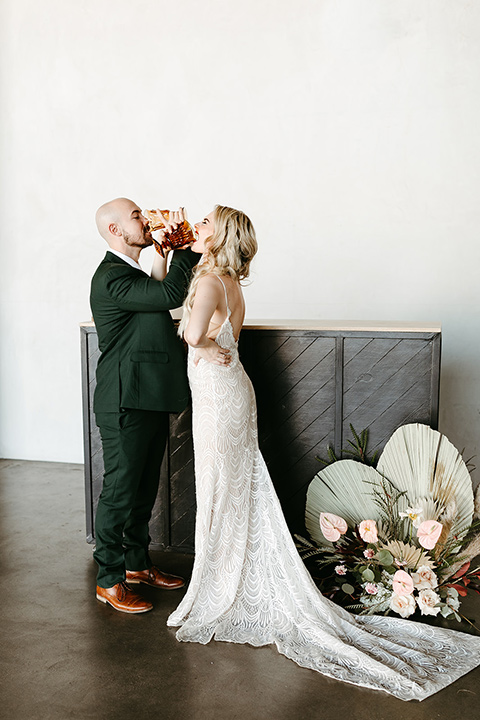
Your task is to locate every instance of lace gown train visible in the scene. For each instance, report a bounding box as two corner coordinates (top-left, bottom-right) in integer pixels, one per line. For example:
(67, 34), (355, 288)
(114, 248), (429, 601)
(168, 282), (480, 702)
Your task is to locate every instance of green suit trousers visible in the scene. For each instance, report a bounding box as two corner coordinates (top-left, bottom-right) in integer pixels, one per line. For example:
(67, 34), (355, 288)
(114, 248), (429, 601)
(94, 409), (169, 588)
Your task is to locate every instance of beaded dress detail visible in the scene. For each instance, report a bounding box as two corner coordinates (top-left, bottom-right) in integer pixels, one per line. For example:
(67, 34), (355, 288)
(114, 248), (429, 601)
(167, 277), (480, 701)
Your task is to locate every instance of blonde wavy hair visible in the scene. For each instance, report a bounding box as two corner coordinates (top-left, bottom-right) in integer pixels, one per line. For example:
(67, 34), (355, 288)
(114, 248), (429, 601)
(178, 205), (258, 337)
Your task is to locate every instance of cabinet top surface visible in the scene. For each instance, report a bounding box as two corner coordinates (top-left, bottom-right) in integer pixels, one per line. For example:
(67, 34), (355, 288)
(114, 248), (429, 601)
(80, 319), (441, 333)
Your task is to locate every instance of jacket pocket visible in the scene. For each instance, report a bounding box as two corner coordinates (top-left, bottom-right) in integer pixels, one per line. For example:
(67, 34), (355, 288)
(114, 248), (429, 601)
(131, 351), (169, 363)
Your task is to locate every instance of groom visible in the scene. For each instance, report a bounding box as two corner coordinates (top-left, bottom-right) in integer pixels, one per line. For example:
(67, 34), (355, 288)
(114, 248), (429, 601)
(90, 197), (198, 613)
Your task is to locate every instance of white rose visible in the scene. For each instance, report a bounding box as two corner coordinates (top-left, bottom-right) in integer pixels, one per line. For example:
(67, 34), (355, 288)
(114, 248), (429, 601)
(416, 589), (441, 616)
(411, 565), (438, 591)
(389, 593), (416, 618)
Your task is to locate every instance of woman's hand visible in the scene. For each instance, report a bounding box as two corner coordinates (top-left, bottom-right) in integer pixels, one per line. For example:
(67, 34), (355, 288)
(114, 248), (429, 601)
(161, 208), (181, 236)
(193, 339), (231, 366)
(184, 275), (230, 364)
(151, 207), (190, 280)
(153, 207), (192, 256)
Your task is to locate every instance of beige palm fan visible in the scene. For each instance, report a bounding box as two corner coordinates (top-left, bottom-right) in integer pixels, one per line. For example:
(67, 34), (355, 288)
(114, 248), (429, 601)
(306, 424), (474, 547)
(306, 461), (383, 546)
(377, 423), (474, 537)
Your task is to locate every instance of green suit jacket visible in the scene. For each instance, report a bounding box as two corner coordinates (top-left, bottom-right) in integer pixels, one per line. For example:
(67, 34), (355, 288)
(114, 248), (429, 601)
(90, 249), (198, 414)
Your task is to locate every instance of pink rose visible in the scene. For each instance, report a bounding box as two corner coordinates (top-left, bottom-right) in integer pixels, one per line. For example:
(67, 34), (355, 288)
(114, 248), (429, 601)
(335, 565), (347, 575)
(417, 520), (443, 550)
(363, 548), (375, 559)
(358, 520), (378, 544)
(320, 513), (348, 542)
(365, 583), (378, 595)
(392, 570), (414, 596)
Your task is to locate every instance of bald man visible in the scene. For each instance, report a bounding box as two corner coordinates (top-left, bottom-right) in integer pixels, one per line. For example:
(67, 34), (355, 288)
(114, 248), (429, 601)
(90, 197), (198, 613)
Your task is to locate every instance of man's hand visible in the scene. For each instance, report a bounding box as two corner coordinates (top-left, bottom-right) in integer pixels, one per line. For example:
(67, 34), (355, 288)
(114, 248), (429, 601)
(152, 228), (173, 256)
(193, 340), (231, 366)
(152, 209), (178, 255)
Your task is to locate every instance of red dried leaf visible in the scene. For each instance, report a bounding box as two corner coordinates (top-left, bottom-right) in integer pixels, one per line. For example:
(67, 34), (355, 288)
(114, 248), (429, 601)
(451, 562), (471, 580)
(449, 583), (469, 597)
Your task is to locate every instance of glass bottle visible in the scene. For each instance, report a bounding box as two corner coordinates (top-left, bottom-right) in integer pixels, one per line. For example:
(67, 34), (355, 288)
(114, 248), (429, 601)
(144, 209), (196, 257)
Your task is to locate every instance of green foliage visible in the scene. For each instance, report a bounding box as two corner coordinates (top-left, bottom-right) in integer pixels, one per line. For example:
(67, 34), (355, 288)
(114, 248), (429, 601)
(315, 445), (339, 466)
(461, 448), (476, 473)
(376, 549), (394, 566)
(369, 474), (407, 539)
(316, 425), (379, 468)
(362, 568), (375, 582)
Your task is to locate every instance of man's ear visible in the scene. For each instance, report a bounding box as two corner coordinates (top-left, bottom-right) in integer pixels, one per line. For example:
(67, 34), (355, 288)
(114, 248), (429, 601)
(109, 222), (122, 237)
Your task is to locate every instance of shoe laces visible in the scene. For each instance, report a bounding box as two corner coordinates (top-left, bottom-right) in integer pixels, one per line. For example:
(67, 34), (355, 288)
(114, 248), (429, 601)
(117, 581), (130, 600)
(148, 567), (156, 580)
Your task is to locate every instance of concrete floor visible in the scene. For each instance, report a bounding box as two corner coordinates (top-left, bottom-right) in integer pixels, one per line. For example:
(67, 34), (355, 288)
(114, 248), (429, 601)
(1, 459), (480, 720)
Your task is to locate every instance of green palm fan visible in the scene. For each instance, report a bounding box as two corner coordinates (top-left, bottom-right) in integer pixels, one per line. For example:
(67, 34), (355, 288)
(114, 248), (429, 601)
(305, 460), (383, 546)
(377, 423), (474, 535)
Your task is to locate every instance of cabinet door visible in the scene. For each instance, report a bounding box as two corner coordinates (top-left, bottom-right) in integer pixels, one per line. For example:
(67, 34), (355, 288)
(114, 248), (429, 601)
(240, 330), (337, 534)
(342, 336), (439, 456)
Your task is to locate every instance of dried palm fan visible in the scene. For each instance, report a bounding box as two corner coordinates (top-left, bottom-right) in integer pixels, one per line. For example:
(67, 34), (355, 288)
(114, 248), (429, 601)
(306, 424), (474, 547)
(377, 424), (474, 539)
(306, 461), (382, 546)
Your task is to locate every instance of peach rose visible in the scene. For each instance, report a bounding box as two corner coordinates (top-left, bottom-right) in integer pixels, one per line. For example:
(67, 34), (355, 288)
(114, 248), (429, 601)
(390, 593), (416, 618)
(416, 588), (441, 616)
(392, 569), (414, 596)
(358, 520), (378, 543)
(411, 565), (438, 590)
(417, 520), (443, 550)
(319, 513), (348, 542)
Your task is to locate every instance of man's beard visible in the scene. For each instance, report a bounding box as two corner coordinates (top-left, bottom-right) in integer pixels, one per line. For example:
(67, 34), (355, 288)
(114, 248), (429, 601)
(123, 229), (153, 248)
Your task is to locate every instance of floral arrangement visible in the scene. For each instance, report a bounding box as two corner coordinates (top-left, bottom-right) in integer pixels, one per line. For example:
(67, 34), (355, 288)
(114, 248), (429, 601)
(297, 424), (480, 626)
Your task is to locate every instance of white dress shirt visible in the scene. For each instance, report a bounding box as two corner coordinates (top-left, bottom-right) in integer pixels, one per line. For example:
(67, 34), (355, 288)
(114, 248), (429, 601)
(108, 248), (143, 272)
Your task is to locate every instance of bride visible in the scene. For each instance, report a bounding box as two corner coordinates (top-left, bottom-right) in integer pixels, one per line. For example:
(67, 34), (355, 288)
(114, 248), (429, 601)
(158, 205), (480, 702)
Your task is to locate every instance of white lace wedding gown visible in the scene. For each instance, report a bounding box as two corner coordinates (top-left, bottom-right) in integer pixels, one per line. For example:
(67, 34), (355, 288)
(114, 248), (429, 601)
(168, 279), (480, 702)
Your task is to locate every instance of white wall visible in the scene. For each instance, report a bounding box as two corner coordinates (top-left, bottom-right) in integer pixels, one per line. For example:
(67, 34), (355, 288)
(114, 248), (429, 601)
(1, 1), (479, 484)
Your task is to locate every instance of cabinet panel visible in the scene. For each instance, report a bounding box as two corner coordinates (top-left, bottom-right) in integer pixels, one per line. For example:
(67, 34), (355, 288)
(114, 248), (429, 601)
(240, 333), (337, 532)
(342, 337), (438, 455)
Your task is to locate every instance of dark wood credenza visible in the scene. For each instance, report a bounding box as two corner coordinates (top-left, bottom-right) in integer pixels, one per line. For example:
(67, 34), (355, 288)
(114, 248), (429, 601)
(80, 320), (441, 553)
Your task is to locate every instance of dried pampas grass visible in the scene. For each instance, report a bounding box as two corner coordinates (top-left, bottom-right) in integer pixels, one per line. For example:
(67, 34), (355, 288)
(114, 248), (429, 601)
(474, 485), (480, 520)
(443, 533), (480, 580)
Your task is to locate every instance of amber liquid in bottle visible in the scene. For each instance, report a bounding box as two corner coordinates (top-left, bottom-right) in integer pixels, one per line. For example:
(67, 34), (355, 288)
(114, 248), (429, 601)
(145, 209), (196, 256)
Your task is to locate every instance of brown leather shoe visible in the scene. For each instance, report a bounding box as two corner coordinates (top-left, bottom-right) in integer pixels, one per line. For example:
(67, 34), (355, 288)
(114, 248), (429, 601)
(96, 581), (153, 613)
(126, 565), (185, 590)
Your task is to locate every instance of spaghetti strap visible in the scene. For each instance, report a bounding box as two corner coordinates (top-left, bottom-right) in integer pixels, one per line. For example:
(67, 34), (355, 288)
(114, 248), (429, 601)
(216, 275), (231, 317)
